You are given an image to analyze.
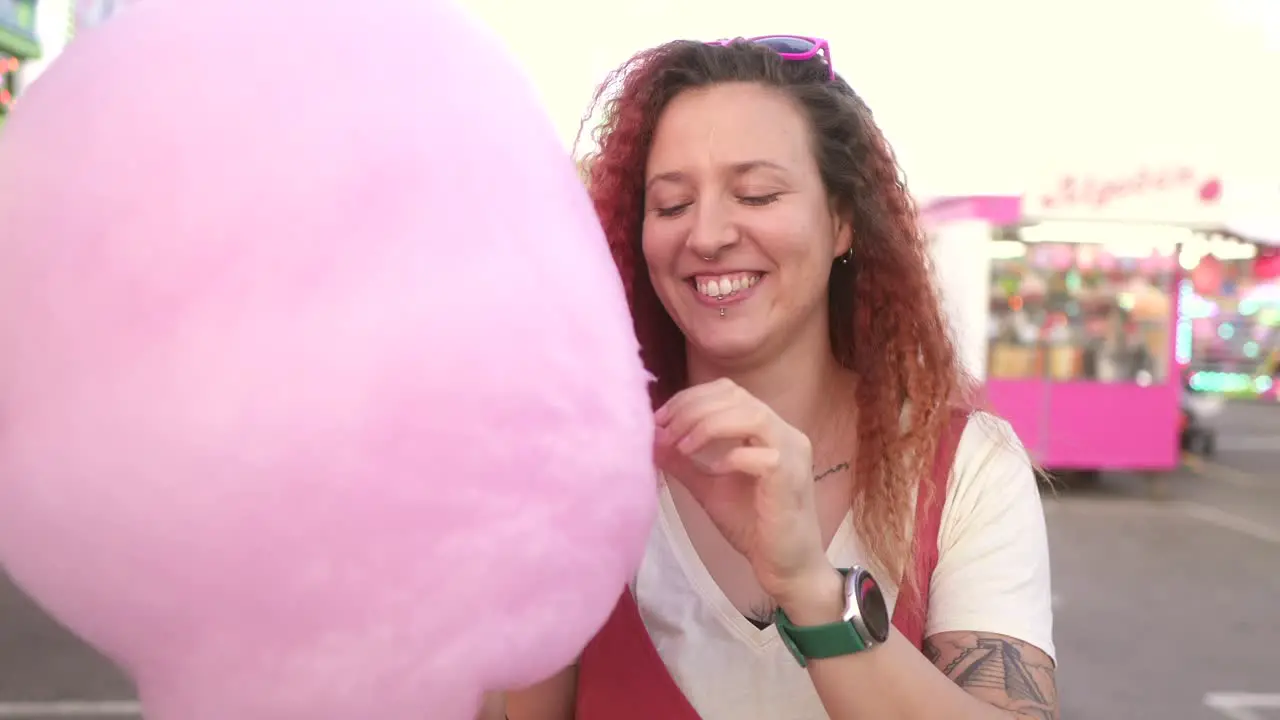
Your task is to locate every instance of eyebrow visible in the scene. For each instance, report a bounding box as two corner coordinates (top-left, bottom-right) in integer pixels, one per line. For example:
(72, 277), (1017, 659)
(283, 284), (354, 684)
(645, 160), (789, 192)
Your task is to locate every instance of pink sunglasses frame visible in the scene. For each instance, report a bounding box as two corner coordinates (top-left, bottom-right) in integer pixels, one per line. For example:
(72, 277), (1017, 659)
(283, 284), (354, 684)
(706, 35), (835, 81)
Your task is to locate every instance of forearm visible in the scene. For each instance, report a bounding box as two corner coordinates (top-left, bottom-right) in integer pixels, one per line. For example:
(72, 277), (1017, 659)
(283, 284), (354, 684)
(503, 665), (577, 720)
(805, 629), (1005, 720)
(780, 569), (1007, 720)
(475, 692), (507, 720)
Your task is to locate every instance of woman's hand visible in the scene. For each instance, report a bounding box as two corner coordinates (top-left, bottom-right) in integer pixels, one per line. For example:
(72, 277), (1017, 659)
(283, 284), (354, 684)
(654, 378), (833, 608)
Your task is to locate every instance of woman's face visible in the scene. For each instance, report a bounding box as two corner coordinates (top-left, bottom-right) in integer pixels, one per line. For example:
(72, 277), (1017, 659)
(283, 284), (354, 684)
(642, 81), (851, 365)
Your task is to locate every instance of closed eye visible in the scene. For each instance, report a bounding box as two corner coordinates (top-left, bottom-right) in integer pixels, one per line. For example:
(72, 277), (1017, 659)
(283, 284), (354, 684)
(655, 203), (691, 218)
(740, 193), (781, 207)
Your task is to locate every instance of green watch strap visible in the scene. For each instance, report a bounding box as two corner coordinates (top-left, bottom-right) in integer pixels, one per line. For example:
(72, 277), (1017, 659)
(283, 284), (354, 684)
(774, 568), (867, 668)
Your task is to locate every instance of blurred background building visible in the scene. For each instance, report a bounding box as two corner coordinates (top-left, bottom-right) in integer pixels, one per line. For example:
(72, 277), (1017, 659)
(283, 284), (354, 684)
(0, 0), (42, 127)
(0, 0), (78, 129)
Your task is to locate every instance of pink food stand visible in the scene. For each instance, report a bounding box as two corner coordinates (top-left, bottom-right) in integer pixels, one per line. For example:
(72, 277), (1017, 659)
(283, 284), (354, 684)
(922, 166), (1279, 484)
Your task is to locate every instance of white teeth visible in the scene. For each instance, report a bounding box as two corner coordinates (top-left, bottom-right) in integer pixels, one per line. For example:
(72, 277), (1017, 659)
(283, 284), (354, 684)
(695, 273), (761, 299)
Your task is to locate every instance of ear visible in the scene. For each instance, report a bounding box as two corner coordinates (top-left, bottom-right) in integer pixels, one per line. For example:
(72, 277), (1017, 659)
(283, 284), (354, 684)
(830, 207), (854, 261)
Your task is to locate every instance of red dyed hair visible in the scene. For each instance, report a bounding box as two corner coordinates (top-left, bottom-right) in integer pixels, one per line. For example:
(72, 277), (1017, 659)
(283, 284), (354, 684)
(578, 40), (977, 599)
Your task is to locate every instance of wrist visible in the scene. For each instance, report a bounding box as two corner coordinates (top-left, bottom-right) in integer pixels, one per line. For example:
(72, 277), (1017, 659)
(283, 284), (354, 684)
(774, 563), (846, 626)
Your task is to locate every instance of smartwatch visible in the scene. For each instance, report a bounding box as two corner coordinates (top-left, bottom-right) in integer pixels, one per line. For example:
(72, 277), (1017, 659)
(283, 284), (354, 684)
(774, 566), (891, 667)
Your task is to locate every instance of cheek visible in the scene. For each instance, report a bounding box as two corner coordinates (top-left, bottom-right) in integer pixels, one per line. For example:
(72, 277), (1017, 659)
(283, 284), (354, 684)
(754, 218), (837, 304)
(755, 214), (831, 270)
(640, 222), (679, 276)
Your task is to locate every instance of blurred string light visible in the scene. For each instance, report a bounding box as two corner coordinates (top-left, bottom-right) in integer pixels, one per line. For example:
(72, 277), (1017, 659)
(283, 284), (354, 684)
(1178, 231), (1258, 269)
(1065, 269), (1082, 292)
(1179, 285), (1218, 320)
(1018, 222), (1190, 257)
(1177, 280), (1198, 366)
(1189, 370), (1274, 394)
(989, 240), (1027, 259)
(1240, 284), (1280, 319)
(1013, 223), (1259, 266)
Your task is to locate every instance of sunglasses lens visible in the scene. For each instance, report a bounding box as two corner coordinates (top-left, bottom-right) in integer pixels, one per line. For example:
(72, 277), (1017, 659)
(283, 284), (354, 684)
(706, 36), (833, 79)
(753, 36), (818, 55)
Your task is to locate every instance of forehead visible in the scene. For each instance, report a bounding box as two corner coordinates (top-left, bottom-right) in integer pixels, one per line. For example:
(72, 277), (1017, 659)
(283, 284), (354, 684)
(647, 82), (815, 174)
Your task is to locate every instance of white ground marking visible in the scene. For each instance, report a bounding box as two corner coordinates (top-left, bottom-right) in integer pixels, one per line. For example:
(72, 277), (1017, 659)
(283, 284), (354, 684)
(1183, 454), (1267, 490)
(1204, 692), (1280, 720)
(1177, 502), (1280, 545)
(1210, 435), (1280, 453)
(1044, 494), (1280, 545)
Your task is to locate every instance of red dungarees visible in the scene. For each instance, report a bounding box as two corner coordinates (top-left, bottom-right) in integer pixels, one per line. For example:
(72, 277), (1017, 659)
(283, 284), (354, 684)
(575, 411), (969, 719)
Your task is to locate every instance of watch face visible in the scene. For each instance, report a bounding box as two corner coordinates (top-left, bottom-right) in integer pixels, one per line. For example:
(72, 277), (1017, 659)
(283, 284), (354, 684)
(853, 569), (890, 643)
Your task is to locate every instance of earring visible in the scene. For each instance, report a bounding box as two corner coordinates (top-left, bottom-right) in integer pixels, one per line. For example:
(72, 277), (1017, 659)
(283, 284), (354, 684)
(840, 247), (853, 264)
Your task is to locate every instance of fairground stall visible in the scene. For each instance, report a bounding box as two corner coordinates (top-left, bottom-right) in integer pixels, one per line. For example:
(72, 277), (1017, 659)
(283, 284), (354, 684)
(923, 167), (1280, 490)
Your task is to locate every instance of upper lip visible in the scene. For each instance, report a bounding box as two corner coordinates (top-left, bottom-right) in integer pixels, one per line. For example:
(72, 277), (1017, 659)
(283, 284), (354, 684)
(684, 269), (766, 280)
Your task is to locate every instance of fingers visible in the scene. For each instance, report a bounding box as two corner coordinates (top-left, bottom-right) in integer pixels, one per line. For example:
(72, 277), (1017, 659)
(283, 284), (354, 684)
(710, 446), (783, 478)
(655, 377), (738, 426)
(654, 428), (734, 477)
(653, 378), (796, 482)
(673, 404), (772, 456)
(659, 405), (780, 482)
(659, 396), (740, 448)
(656, 381), (775, 457)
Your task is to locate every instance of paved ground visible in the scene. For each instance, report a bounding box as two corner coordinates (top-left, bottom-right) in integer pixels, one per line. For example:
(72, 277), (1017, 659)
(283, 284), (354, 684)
(1050, 399), (1280, 720)
(0, 401), (1278, 719)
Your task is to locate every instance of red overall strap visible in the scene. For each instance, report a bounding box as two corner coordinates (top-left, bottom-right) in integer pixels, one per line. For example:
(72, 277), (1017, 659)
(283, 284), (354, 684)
(574, 589), (697, 719)
(574, 409), (970, 718)
(889, 408), (968, 649)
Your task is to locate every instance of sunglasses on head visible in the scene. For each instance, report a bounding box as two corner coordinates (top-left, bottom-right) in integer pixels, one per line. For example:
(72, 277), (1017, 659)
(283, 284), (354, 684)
(706, 35), (834, 81)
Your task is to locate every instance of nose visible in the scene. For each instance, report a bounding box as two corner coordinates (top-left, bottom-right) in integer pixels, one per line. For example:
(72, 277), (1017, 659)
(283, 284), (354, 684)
(685, 197), (739, 260)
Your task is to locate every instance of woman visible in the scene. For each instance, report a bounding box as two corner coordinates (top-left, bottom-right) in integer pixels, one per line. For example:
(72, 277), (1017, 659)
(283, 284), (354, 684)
(504, 36), (1056, 720)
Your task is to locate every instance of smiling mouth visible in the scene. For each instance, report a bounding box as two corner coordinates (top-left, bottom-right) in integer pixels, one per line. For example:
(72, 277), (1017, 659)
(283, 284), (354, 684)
(691, 272), (763, 300)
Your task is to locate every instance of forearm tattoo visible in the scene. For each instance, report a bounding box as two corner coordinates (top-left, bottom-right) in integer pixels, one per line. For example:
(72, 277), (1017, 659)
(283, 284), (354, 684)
(922, 632), (1059, 720)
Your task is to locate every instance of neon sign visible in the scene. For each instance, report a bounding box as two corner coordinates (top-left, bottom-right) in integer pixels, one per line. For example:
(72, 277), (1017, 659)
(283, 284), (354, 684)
(1037, 167), (1222, 210)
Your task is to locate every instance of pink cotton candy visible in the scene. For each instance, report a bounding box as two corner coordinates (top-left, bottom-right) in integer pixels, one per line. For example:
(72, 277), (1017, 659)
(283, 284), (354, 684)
(0, 1), (656, 718)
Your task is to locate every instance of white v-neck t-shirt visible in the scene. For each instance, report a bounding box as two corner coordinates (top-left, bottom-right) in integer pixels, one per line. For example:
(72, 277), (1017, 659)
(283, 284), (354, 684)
(632, 414), (1055, 720)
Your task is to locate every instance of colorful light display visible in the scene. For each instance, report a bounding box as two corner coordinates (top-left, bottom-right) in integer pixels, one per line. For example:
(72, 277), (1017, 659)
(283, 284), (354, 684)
(0, 54), (18, 116)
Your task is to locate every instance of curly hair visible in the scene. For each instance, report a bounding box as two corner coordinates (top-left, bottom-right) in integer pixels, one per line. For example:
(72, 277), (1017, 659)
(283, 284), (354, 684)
(578, 39), (977, 604)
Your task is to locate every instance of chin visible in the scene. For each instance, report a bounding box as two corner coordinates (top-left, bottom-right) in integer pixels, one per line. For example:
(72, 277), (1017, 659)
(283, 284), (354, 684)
(685, 324), (769, 364)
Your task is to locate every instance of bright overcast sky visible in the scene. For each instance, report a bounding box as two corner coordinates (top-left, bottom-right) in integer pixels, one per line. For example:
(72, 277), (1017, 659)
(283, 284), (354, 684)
(461, 0), (1279, 198)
